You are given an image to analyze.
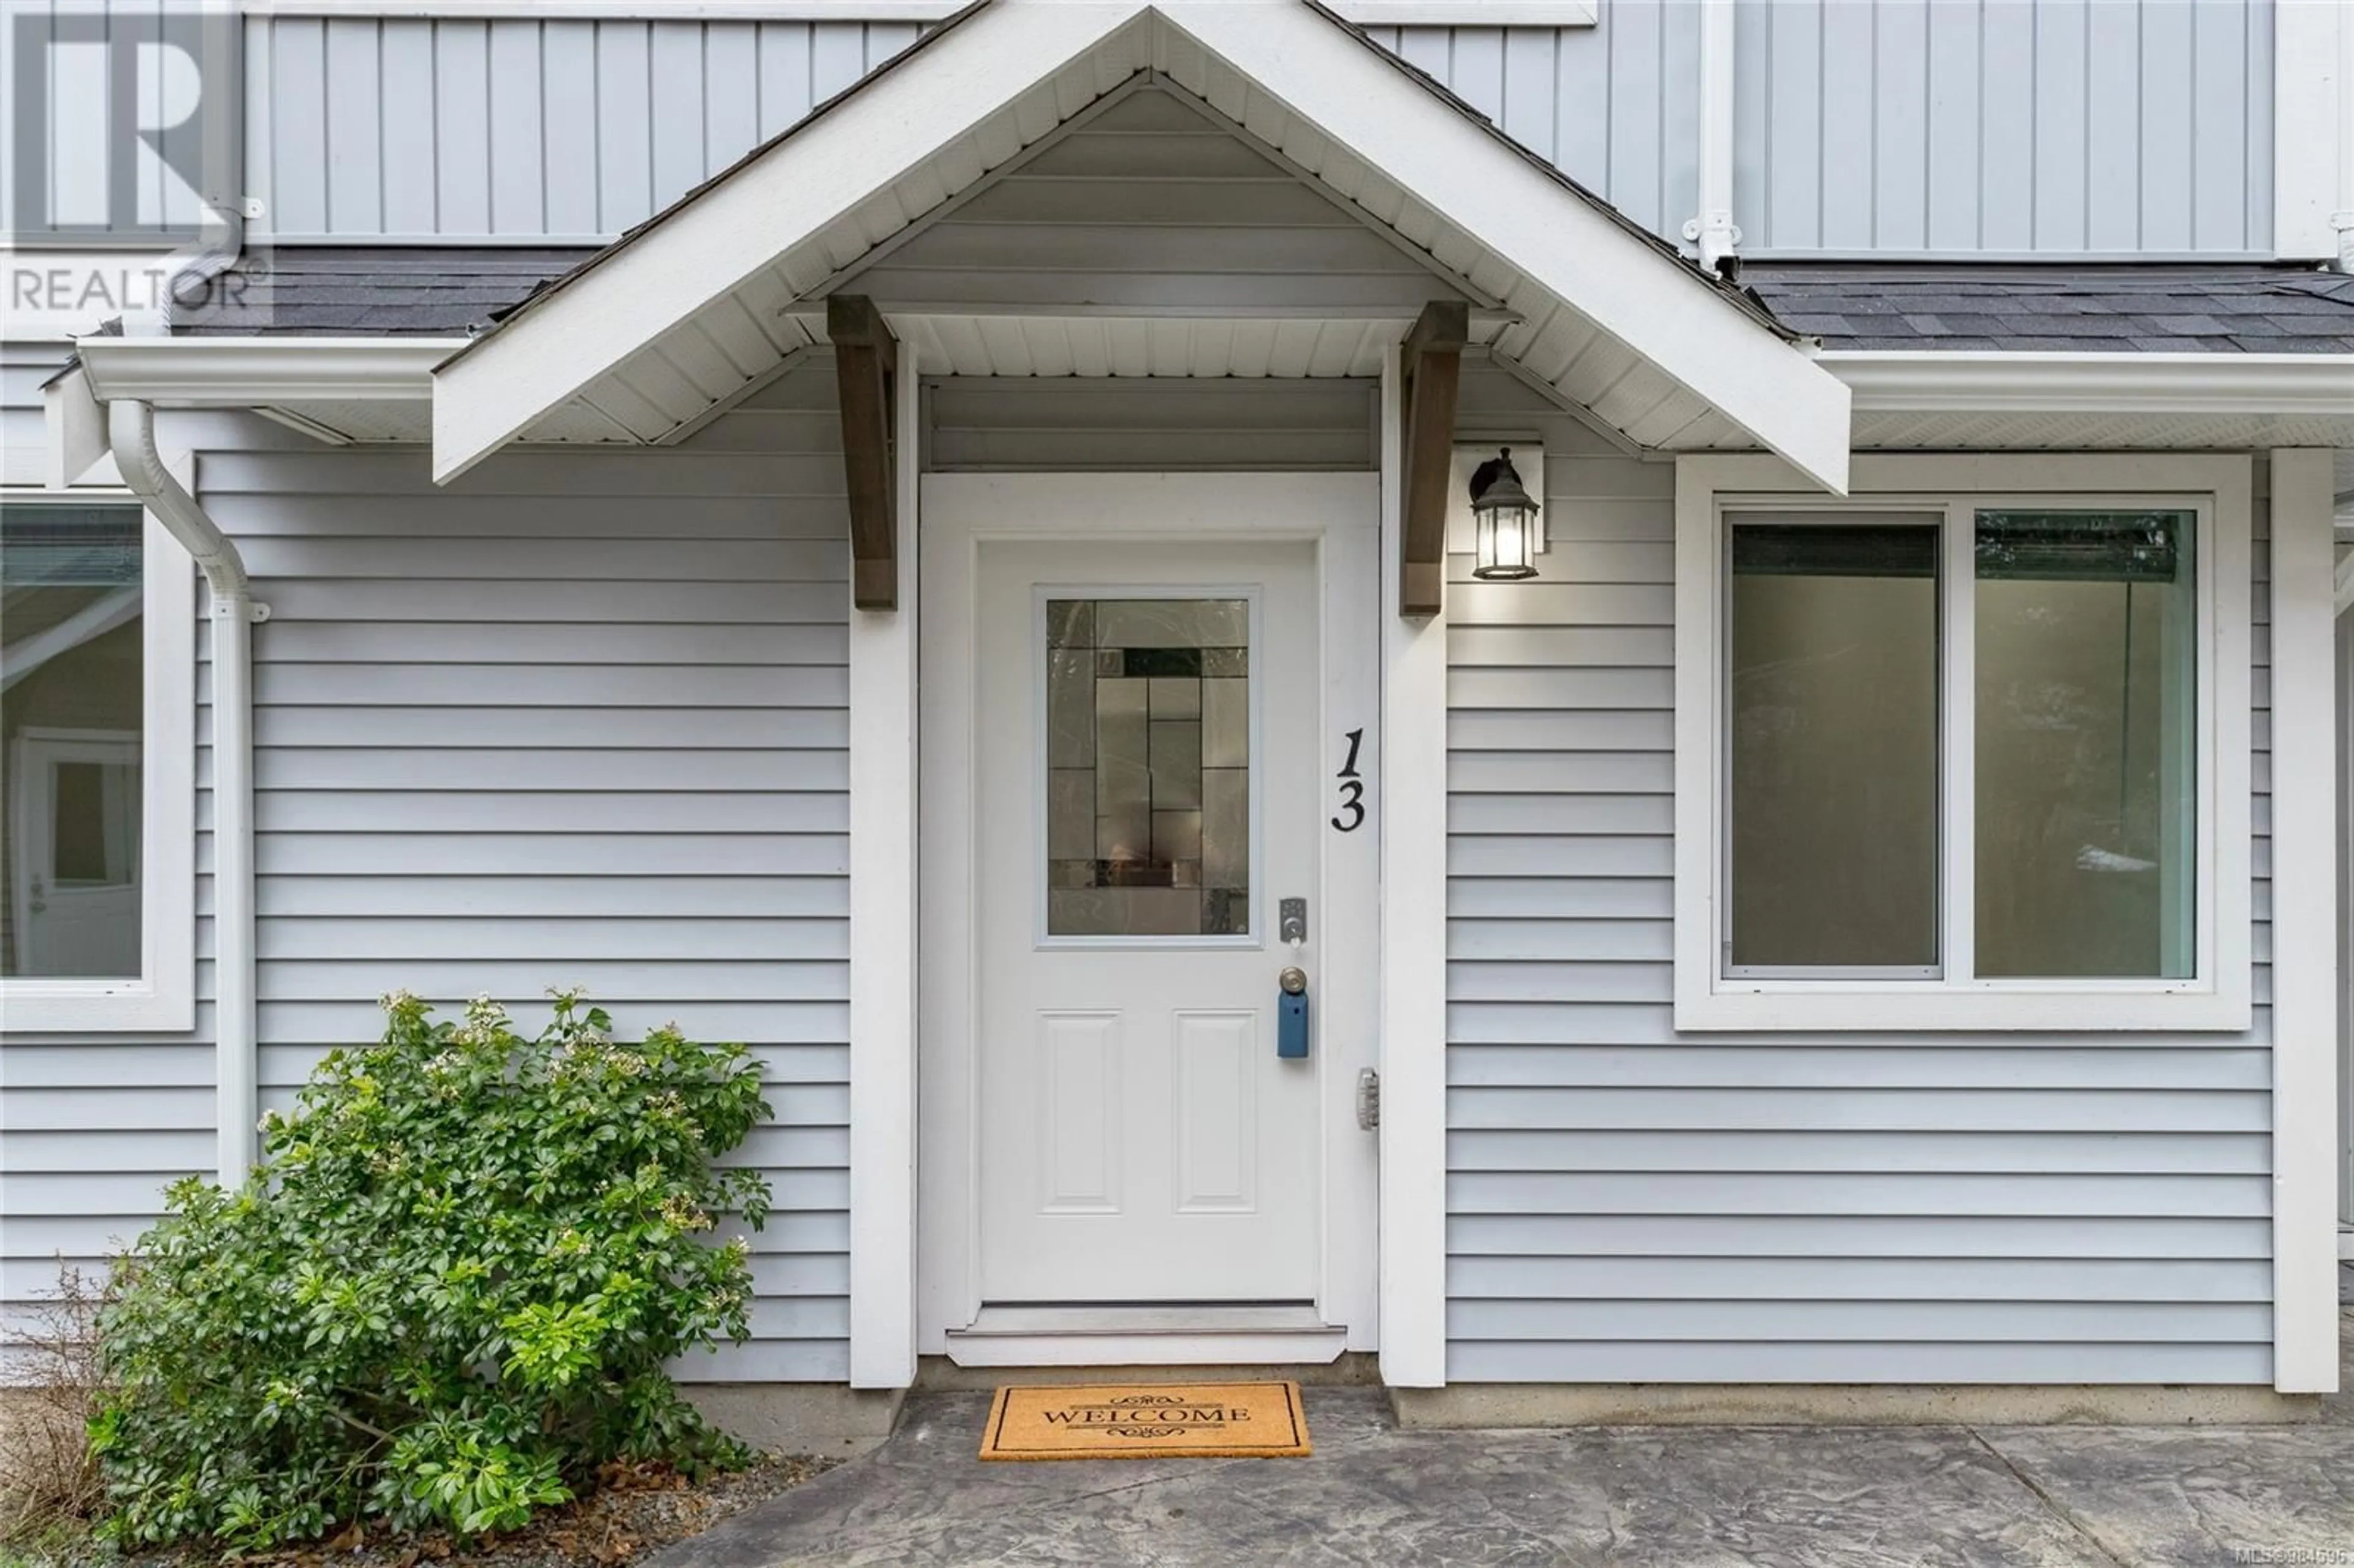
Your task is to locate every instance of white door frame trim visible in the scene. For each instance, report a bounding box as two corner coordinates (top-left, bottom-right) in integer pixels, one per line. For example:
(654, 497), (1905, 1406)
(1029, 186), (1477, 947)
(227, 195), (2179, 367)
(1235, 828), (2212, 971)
(845, 364), (922, 1389)
(916, 471), (1384, 1363)
(1377, 346), (1448, 1388)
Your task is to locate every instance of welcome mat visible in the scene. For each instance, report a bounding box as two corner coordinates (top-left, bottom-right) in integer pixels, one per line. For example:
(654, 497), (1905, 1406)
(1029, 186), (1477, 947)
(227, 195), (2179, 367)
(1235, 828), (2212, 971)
(978, 1381), (1311, 1461)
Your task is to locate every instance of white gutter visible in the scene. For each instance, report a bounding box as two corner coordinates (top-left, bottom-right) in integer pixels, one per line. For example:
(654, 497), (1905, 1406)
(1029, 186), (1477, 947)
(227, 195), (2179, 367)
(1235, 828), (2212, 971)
(1682, 0), (1739, 274)
(1819, 349), (2354, 416)
(106, 399), (268, 1187)
(75, 337), (462, 403)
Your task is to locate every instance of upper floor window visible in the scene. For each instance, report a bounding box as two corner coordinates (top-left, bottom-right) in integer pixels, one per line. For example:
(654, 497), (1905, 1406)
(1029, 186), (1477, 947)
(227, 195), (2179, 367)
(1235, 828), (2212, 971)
(0, 497), (194, 1032)
(1674, 456), (2253, 1033)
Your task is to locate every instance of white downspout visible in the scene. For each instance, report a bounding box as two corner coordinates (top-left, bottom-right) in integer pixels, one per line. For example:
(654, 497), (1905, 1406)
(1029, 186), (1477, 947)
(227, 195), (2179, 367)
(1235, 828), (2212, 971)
(1683, 0), (1741, 273)
(107, 399), (266, 1186)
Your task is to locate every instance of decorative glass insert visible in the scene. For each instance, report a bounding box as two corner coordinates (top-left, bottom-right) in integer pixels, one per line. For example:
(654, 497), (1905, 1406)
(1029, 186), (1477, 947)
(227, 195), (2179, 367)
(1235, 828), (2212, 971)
(1045, 598), (1249, 937)
(1975, 510), (2196, 979)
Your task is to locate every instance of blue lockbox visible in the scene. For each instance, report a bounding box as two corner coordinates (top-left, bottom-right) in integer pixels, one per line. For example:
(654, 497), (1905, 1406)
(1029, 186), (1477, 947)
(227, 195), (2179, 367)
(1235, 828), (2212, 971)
(1278, 989), (1309, 1059)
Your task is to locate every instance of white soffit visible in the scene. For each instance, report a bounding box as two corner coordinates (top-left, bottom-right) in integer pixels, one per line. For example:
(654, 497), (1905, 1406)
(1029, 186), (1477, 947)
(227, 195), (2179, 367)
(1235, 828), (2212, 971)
(430, 0), (1850, 492)
(866, 315), (1418, 379)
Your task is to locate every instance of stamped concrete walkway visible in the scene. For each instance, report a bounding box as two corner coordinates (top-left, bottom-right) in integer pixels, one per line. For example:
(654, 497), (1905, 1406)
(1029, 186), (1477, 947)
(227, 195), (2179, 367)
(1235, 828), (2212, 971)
(652, 1317), (2354, 1567)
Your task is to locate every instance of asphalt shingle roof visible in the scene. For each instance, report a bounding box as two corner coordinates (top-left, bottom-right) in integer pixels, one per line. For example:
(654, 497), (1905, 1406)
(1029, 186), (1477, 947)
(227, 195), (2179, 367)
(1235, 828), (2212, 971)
(167, 249), (2354, 359)
(171, 247), (599, 337)
(1740, 263), (2354, 352)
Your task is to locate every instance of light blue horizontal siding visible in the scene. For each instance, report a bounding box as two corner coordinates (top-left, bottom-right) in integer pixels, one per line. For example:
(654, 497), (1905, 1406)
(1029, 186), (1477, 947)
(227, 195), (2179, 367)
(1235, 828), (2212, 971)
(1442, 361), (2274, 1385)
(207, 367), (851, 1380)
(848, 86), (1474, 319)
(926, 377), (1377, 472)
(1731, 0), (2273, 256)
(1, 365), (854, 1379)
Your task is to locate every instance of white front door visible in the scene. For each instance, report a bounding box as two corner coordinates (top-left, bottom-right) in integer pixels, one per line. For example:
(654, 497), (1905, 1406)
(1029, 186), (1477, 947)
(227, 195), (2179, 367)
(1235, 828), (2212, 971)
(9, 731), (142, 977)
(973, 540), (1322, 1303)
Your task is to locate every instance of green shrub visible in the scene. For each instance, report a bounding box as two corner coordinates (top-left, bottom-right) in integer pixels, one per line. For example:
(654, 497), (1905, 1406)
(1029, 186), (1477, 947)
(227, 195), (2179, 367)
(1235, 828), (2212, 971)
(90, 990), (772, 1552)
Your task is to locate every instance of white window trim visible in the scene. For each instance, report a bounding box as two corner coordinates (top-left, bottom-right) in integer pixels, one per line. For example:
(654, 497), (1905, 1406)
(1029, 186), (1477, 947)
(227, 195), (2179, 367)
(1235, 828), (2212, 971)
(1325, 1), (1599, 23)
(0, 500), (197, 1033)
(1672, 453), (2254, 1033)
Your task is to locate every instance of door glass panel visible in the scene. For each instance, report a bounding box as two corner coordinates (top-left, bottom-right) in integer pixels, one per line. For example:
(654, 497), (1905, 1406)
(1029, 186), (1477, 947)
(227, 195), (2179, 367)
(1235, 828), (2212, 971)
(52, 761), (139, 886)
(1045, 597), (1249, 937)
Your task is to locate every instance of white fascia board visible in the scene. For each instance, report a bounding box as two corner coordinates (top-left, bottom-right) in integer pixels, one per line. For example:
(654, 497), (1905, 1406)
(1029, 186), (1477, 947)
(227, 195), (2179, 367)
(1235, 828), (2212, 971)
(1823, 350), (2354, 416)
(75, 336), (461, 404)
(431, 1), (1150, 483)
(1163, 2), (1850, 493)
(44, 363), (109, 487)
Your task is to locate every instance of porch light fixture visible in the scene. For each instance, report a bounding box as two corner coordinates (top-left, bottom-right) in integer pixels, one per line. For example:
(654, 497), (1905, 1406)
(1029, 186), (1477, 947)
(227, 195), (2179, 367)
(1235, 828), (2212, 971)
(1469, 446), (1543, 581)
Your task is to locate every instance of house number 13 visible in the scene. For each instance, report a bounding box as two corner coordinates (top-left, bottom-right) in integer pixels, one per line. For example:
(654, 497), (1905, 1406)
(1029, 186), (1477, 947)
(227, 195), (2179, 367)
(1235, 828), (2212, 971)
(1331, 728), (1366, 832)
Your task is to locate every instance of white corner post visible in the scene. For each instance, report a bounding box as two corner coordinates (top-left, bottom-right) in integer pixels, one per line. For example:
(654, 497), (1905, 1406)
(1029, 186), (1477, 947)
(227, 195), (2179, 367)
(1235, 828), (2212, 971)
(106, 399), (262, 1186)
(1683, 0), (1740, 273)
(1378, 343), (1449, 1387)
(847, 351), (921, 1388)
(2270, 447), (2341, 1393)
(2274, 0), (2354, 267)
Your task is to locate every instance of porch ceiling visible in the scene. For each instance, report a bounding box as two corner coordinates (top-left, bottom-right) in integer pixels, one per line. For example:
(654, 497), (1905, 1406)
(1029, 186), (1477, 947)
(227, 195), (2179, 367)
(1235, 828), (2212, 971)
(429, 0), (1850, 491)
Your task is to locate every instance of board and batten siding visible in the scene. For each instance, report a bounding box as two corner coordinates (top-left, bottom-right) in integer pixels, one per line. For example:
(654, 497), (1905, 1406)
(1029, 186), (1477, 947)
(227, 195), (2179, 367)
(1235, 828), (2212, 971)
(164, 365), (844, 1380)
(1729, 0), (2272, 256)
(1358, 0), (2276, 259)
(4, 2), (2275, 256)
(243, 16), (920, 242)
(1443, 362), (2274, 1383)
(1362, 17), (1702, 248)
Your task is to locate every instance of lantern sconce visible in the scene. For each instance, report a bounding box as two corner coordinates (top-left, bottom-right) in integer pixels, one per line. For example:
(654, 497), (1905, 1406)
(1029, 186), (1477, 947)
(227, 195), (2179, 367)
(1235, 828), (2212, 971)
(1468, 446), (1544, 582)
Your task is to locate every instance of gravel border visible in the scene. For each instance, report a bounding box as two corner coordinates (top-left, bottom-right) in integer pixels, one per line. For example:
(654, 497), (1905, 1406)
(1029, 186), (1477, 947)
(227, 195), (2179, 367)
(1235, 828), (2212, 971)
(94, 1455), (841, 1568)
